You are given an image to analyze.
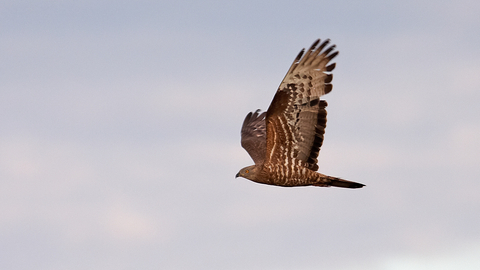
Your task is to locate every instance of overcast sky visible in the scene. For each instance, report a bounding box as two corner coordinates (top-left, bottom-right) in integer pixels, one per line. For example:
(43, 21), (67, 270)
(1, 0), (480, 269)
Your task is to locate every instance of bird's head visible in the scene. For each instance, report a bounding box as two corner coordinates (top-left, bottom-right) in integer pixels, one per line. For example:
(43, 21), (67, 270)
(235, 165), (258, 181)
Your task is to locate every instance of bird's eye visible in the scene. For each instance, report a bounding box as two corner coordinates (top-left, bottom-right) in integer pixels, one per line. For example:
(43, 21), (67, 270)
(245, 170), (249, 173)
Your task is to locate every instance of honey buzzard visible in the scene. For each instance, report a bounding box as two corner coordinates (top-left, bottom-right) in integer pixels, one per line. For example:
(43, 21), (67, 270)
(236, 39), (364, 189)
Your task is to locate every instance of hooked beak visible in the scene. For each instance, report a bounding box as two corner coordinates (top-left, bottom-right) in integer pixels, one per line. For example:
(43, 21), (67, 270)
(235, 172), (240, 178)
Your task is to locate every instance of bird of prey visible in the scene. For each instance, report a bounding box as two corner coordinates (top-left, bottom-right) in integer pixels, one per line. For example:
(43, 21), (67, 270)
(236, 39), (364, 189)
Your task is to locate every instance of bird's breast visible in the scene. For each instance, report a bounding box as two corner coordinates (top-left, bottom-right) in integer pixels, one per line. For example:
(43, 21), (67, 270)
(259, 162), (315, 187)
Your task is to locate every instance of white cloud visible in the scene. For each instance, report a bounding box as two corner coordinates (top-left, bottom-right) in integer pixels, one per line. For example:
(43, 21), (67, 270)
(101, 196), (168, 242)
(382, 243), (480, 270)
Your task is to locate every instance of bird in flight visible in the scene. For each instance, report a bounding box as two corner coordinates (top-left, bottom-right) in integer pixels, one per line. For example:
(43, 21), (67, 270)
(236, 39), (364, 189)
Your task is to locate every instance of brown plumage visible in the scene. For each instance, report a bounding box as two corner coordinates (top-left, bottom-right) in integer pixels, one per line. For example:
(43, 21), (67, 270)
(236, 39), (364, 189)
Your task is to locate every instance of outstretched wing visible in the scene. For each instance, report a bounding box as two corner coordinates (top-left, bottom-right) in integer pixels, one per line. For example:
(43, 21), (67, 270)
(265, 39), (338, 171)
(241, 109), (267, 165)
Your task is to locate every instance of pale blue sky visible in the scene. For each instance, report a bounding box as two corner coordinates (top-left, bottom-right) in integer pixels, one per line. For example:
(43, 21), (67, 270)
(1, 1), (479, 269)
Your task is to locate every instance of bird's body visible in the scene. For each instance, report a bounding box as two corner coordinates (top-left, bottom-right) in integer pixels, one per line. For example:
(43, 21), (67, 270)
(236, 39), (364, 189)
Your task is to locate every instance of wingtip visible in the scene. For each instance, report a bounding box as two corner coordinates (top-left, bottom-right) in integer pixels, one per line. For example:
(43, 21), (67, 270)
(326, 62), (336, 72)
(309, 39), (321, 51)
(295, 49), (305, 62)
(248, 109), (265, 119)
